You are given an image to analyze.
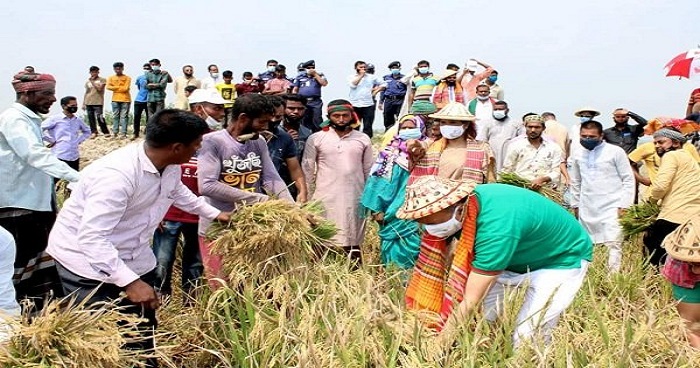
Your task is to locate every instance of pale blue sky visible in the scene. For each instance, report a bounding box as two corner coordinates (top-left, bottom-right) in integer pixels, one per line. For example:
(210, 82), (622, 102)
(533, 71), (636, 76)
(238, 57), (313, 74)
(0, 0), (698, 128)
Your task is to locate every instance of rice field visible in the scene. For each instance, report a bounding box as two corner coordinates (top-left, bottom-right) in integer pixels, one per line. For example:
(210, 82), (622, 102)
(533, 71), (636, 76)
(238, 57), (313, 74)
(4, 132), (700, 367)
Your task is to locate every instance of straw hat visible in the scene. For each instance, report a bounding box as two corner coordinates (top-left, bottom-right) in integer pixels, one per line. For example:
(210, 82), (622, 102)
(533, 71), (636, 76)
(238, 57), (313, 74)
(441, 69), (458, 79)
(574, 107), (601, 117)
(663, 214), (700, 263)
(428, 102), (476, 122)
(396, 176), (476, 220)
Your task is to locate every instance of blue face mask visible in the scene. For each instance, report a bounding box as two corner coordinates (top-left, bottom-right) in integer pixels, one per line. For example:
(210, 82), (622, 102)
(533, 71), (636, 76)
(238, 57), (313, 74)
(418, 67), (430, 74)
(580, 116), (592, 123)
(398, 128), (422, 141)
(391, 68), (401, 75)
(488, 75), (498, 83)
(580, 138), (602, 150)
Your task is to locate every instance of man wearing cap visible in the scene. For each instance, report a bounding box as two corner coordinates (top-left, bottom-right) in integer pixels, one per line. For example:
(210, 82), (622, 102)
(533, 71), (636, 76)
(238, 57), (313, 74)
(302, 99), (373, 264)
(347, 61), (386, 138)
(0, 71), (80, 303)
(379, 61), (407, 131)
(291, 60), (328, 133)
(432, 69), (465, 110)
(397, 176), (592, 346)
(462, 58), (495, 101)
(602, 108), (647, 154)
(569, 120), (635, 273)
(569, 107), (600, 157)
(643, 128), (700, 267)
(503, 114), (562, 188)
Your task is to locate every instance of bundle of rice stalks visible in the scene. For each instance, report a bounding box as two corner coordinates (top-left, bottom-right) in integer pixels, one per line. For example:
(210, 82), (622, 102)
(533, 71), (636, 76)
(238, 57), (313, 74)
(55, 179), (70, 209)
(0, 296), (146, 367)
(205, 200), (338, 286)
(498, 172), (564, 204)
(620, 201), (660, 237)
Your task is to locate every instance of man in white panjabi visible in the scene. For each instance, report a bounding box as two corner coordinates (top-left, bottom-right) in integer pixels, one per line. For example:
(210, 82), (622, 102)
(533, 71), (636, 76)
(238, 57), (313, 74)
(569, 120), (635, 273)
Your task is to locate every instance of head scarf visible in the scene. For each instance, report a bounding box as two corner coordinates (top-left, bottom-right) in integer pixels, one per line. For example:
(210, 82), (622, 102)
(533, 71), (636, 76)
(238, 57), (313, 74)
(653, 128), (687, 144)
(370, 115), (427, 179)
(320, 103), (360, 130)
(12, 71), (56, 93)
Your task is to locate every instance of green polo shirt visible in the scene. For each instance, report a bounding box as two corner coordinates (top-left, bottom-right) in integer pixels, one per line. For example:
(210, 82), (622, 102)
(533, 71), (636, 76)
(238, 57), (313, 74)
(471, 184), (593, 274)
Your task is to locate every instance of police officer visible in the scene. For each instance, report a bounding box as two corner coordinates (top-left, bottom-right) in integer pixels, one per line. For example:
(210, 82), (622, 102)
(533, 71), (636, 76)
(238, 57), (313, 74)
(258, 59), (279, 84)
(379, 61), (407, 131)
(291, 60), (328, 132)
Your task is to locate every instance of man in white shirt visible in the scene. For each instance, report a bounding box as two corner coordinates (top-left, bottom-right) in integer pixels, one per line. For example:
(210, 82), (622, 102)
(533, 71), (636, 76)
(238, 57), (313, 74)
(477, 100), (524, 171)
(47, 109), (229, 367)
(467, 84), (497, 135)
(200, 64), (222, 90)
(0, 71), (79, 305)
(502, 114), (562, 188)
(347, 60), (386, 138)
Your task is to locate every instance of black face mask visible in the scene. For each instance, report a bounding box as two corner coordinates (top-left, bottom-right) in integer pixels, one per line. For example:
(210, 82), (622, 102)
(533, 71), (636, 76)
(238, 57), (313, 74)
(269, 120), (282, 130)
(66, 106), (78, 114)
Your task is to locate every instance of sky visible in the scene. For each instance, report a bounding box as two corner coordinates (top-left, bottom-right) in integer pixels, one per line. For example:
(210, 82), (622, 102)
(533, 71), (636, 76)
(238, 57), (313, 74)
(0, 0), (698, 129)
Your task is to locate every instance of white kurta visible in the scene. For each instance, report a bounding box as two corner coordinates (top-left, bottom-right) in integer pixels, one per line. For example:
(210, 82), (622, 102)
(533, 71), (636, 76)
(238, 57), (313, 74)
(569, 142), (635, 243)
(477, 118), (524, 171)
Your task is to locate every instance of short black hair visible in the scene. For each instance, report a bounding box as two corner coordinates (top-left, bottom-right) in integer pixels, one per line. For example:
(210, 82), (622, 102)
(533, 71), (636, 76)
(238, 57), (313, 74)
(60, 96), (77, 106)
(113, 62), (124, 68)
(266, 59), (278, 65)
(446, 63), (459, 70)
(494, 100), (508, 108)
(275, 64), (286, 72)
(143, 63), (151, 69)
(242, 71), (253, 78)
(580, 120), (604, 134)
(149, 58), (160, 64)
(282, 93), (307, 107)
(541, 112), (556, 119)
(222, 70), (233, 78)
(354, 60), (366, 69)
(476, 84), (490, 91)
(268, 95), (285, 109)
(417, 60), (430, 67)
(231, 94), (275, 122)
(145, 109), (209, 148)
(89, 66), (99, 72)
(207, 64), (218, 71)
(184, 85), (198, 93)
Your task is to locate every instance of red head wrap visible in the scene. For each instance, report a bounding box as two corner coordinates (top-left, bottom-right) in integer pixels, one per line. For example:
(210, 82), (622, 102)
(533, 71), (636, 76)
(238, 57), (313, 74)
(12, 71), (56, 93)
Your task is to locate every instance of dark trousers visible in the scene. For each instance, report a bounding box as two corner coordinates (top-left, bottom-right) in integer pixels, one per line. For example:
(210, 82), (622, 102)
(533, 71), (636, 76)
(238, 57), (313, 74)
(302, 99), (323, 133)
(133, 101), (149, 138)
(354, 105), (376, 138)
(59, 158), (80, 171)
(152, 221), (201, 295)
(0, 211), (62, 307)
(147, 101), (165, 116)
(86, 105), (109, 135)
(643, 219), (680, 267)
(56, 262), (159, 367)
(383, 99), (404, 130)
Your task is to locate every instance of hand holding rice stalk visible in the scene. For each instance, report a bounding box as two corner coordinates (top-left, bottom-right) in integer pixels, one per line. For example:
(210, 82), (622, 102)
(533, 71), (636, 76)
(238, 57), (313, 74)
(205, 200), (338, 286)
(498, 172), (564, 204)
(620, 201), (660, 237)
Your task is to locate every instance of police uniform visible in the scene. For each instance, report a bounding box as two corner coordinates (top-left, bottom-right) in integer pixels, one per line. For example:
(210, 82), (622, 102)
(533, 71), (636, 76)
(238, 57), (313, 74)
(293, 60), (326, 132)
(380, 61), (407, 130)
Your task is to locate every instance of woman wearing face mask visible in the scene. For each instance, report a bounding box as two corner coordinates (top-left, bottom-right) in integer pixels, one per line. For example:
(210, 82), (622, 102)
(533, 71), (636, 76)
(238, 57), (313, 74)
(396, 176), (592, 347)
(360, 115), (427, 270)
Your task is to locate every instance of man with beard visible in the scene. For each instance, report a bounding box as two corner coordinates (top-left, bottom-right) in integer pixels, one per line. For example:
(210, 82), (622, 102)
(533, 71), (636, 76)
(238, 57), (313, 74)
(263, 96), (307, 202)
(197, 94), (292, 281)
(503, 115), (562, 189)
(643, 128), (700, 266)
(0, 71), (80, 304)
(302, 99), (374, 264)
(477, 100), (523, 171)
(603, 108), (647, 154)
(173, 65), (201, 110)
(281, 94), (312, 159)
(432, 69), (465, 109)
(347, 60), (386, 138)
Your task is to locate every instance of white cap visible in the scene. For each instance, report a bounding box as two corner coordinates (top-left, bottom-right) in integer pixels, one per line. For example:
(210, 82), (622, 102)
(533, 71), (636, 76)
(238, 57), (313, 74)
(466, 59), (478, 71)
(188, 89), (228, 105)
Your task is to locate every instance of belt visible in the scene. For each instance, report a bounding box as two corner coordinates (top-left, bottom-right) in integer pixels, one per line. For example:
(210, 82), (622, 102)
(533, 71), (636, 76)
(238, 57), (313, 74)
(305, 96), (321, 101)
(384, 95), (405, 101)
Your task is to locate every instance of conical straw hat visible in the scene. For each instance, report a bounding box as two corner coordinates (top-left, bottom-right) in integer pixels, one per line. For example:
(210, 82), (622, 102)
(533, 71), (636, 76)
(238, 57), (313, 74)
(429, 102), (476, 122)
(396, 175), (476, 220)
(663, 214), (700, 263)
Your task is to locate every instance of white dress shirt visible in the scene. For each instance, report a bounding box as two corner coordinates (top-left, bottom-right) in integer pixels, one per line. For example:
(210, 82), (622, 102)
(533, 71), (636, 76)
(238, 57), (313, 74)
(47, 142), (221, 287)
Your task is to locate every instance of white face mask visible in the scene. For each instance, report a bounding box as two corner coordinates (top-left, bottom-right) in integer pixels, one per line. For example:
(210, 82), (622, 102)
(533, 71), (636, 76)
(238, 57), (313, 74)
(210, 72), (219, 79)
(493, 110), (507, 120)
(424, 207), (463, 239)
(199, 106), (221, 129)
(440, 125), (465, 140)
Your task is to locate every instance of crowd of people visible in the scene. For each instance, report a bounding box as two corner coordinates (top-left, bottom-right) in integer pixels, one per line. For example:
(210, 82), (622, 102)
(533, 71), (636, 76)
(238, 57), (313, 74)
(1, 58), (700, 364)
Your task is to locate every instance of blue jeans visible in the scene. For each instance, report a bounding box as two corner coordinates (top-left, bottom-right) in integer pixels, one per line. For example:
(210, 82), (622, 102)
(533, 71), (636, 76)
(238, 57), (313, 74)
(152, 221), (202, 295)
(111, 101), (130, 136)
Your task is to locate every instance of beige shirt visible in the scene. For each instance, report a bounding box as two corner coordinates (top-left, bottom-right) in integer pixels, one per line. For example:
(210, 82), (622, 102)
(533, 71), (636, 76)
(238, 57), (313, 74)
(502, 137), (562, 184)
(650, 150), (700, 224)
(173, 76), (201, 110)
(543, 119), (569, 158)
(84, 77), (106, 106)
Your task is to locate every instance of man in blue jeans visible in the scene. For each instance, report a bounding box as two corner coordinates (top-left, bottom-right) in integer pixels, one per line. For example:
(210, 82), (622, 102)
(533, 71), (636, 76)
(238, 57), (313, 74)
(133, 63), (151, 139)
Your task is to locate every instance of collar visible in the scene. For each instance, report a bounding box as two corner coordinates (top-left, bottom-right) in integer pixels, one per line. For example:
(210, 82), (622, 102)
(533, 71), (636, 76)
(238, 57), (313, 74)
(12, 102), (41, 120)
(138, 142), (159, 174)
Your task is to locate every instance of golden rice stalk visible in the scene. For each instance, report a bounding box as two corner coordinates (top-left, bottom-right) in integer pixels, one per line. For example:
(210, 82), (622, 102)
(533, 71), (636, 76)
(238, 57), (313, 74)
(0, 296), (147, 367)
(205, 200), (338, 286)
(620, 201), (660, 237)
(498, 172), (564, 204)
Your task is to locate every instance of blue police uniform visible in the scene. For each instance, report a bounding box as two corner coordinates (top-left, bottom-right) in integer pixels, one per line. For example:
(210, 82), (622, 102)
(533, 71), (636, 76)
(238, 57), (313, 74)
(258, 70), (275, 83)
(380, 73), (407, 129)
(293, 72), (325, 132)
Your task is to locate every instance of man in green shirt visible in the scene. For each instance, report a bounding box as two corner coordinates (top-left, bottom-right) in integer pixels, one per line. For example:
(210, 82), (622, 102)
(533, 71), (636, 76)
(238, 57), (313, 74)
(146, 58), (171, 115)
(397, 176), (592, 346)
